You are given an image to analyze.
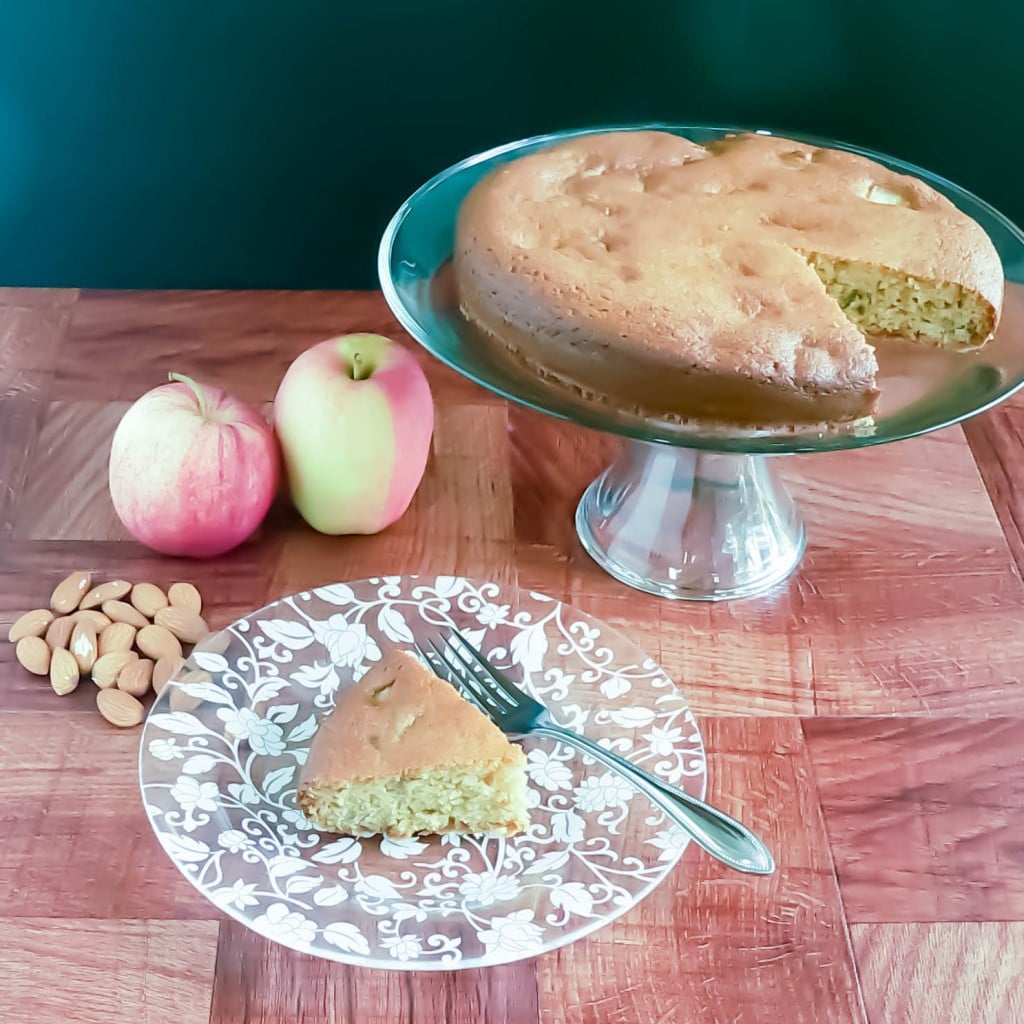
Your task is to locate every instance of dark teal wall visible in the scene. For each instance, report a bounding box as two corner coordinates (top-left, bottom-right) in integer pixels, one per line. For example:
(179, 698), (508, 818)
(1, 1), (1021, 290)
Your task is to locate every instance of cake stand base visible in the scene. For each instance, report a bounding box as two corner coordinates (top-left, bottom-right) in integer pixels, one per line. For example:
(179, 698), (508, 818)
(575, 442), (806, 601)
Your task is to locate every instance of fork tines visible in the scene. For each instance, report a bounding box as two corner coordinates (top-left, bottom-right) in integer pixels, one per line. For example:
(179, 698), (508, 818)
(414, 632), (516, 715)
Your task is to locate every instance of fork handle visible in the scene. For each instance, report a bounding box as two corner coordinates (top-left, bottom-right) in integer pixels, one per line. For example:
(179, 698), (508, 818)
(533, 724), (776, 876)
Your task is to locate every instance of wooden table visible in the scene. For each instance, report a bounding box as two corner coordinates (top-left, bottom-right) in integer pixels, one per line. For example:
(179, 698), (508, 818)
(1, 287), (1023, 1024)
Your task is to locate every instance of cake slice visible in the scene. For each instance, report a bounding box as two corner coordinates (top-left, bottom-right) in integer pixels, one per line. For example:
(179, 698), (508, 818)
(296, 649), (530, 838)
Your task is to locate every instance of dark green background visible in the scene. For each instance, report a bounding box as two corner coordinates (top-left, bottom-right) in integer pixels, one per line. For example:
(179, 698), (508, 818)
(1, 1), (1020, 290)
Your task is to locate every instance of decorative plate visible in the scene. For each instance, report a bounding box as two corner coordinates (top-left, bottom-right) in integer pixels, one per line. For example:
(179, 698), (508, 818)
(139, 576), (706, 970)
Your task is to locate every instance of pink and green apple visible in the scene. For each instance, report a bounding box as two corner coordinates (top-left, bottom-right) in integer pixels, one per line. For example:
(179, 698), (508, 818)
(273, 334), (434, 534)
(109, 373), (279, 557)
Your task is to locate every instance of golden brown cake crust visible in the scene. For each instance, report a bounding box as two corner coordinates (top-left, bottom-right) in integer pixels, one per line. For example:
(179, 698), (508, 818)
(297, 649), (518, 792)
(454, 131), (1004, 426)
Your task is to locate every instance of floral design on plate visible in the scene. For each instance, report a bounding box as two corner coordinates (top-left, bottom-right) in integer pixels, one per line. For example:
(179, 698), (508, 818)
(139, 576), (706, 970)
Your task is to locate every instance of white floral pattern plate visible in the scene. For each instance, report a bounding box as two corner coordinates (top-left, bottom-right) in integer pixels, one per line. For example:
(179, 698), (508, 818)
(139, 576), (706, 970)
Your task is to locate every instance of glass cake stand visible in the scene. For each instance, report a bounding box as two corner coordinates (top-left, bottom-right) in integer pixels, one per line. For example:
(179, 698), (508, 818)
(379, 124), (1024, 601)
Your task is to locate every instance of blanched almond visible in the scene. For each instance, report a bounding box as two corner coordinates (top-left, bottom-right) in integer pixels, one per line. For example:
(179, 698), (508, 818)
(154, 607), (209, 644)
(97, 688), (144, 728)
(45, 616), (75, 651)
(98, 622), (136, 656)
(80, 579), (131, 610)
(152, 654), (185, 696)
(69, 609), (112, 631)
(118, 657), (153, 697)
(168, 582), (202, 615)
(131, 583), (168, 618)
(136, 624), (182, 661)
(70, 621), (98, 673)
(50, 571), (92, 613)
(49, 647), (79, 695)
(102, 600), (149, 628)
(92, 650), (138, 689)
(7, 608), (54, 643)
(16, 636), (51, 675)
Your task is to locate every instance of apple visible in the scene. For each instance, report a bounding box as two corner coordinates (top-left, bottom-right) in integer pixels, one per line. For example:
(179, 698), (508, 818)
(273, 334), (434, 534)
(109, 373), (279, 557)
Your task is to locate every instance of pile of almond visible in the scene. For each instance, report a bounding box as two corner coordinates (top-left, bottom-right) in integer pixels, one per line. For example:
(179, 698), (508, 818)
(8, 571), (209, 728)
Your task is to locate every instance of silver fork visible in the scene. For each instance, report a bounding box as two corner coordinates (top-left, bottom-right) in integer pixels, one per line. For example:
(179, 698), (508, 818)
(417, 630), (775, 876)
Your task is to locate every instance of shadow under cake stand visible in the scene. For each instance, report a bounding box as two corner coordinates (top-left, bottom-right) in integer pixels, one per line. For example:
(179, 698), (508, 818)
(379, 123), (1024, 601)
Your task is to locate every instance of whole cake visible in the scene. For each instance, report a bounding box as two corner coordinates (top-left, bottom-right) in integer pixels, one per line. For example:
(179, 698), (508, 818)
(297, 649), (529, 838)
(454, 131), (1004, 426)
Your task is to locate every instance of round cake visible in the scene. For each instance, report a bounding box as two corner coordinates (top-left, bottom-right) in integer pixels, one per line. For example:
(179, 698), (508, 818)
(454, 131), (1004, 426)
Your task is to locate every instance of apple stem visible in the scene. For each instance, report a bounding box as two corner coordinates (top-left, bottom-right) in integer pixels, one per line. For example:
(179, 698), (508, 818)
(168, 372), (209, 418)
(351, 353), (368, 381)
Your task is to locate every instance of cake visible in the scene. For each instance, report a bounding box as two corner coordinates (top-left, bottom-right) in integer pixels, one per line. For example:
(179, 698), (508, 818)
(454, 130), (1004, 426)
(296, 649), (530, 838)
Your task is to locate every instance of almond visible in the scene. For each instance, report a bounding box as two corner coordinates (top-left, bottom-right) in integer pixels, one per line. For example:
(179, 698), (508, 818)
(102, 600), (149, 628)
(131, 582), (168, 618)
(118, 657), (153, 697)
(7, 608), (54, 643)
(97, 688), (144, 728)
(70, 621), (98, 673)
(50, 571), (92, 614)
(49, 647), (79, 695)
(193, 629), (231, 656)
(45, 616), (75, 651)
(154, 607), (209, 645)
(168, 667), (212, 711)
(176, 667), (213, 685)
(169, 688), (203, 714)
(69, 609), (112, 631)
(168, 582), (202, 615)
(136, 624), (182, 661)
(80, 579), (132, 610)
(98, 622), (136, 656)
(152, 654), (185, 696)
(92, 650), (139, 689)
(15, 635), (51, 675)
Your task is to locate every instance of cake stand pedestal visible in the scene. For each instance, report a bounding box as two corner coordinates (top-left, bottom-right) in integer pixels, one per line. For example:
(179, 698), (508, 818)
(575, 444), (804, 600)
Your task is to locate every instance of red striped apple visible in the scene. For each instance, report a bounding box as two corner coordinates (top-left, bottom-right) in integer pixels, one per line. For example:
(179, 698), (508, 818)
(109, 373), (279, 557)
(273, 334), (434, 534)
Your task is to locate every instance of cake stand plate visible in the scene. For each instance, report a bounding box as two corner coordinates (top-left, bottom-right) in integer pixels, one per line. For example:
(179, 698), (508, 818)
(379, 123), (1024, 601)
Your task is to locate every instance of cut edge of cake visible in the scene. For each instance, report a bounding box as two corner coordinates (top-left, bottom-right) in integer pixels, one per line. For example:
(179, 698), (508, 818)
(803, 251), (1000, 351)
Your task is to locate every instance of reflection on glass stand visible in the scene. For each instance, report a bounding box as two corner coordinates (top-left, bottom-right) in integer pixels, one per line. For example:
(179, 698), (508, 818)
(576, 444), (805, 600)
(379, 122), (1024, 601)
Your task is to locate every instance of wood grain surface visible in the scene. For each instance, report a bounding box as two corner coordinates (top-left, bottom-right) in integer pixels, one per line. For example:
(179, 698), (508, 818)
(1, 286), (1023, 1024)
